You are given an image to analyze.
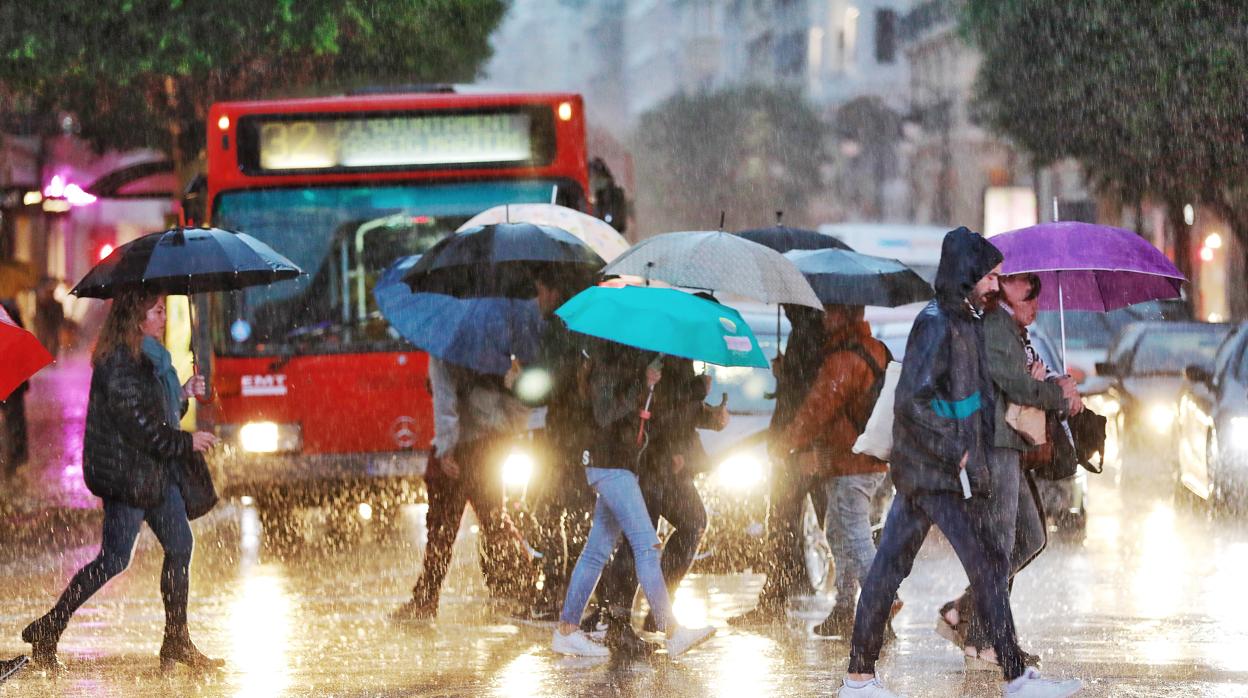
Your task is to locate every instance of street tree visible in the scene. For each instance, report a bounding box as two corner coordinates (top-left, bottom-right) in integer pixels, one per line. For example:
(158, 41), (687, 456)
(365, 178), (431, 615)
(631, 85), (829, 234)
(962, 0), (1248, 313)
(0, 0), (507, 172)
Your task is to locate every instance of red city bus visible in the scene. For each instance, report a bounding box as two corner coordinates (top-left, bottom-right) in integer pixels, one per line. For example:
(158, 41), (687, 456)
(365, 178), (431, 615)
(198, 89), (609, 512)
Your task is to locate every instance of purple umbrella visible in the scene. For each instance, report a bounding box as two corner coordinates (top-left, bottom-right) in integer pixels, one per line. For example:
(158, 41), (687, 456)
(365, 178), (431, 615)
(990, 221), (1186, 368)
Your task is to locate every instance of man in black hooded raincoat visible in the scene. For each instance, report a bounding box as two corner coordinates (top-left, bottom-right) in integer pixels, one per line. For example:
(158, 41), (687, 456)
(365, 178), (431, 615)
(839, 228), (1083, 698)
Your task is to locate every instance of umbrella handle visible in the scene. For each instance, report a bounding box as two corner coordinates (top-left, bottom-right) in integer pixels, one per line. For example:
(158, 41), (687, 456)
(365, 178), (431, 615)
(189, 300), (213, 404)
(636, 387), (654, 446)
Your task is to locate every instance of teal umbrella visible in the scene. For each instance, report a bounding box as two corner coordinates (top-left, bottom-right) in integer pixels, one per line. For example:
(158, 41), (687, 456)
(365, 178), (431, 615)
(555, 285), (769, 369)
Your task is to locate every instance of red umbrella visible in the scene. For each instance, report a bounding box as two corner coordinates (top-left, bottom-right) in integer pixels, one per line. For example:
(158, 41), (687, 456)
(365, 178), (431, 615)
(0, 304), (53, 400)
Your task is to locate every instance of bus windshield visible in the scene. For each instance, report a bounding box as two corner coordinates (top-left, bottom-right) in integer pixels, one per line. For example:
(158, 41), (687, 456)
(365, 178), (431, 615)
(211, 179), (574, 356)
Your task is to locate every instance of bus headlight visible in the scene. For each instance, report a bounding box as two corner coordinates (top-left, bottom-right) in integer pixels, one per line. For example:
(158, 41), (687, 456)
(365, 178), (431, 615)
(233, 422), (301, 454)
(715, 453), (765, 490)
(501, 451), (535, 488)
(1147, 404), (1176, 431)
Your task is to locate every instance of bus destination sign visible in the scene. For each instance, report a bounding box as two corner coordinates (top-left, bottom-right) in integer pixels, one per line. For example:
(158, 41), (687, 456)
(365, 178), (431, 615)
(249, 111), (539, 172)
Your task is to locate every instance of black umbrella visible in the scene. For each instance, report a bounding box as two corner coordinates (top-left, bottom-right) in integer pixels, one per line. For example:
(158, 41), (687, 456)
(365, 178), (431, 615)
(71, 226), (301, 299)
(785, 249), (933, 307)
(71, 226), (302, 394)
(737, 213), (852, 253)
(402, 222), (604, 297)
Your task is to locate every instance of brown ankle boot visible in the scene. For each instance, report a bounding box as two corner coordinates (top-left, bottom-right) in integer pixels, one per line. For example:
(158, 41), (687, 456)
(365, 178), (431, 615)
(159, 627), (224, 674)
(21, 614), (64, 674)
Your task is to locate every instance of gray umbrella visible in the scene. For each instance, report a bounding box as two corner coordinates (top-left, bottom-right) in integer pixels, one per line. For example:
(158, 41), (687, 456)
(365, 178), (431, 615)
(602, 230), (821, 308)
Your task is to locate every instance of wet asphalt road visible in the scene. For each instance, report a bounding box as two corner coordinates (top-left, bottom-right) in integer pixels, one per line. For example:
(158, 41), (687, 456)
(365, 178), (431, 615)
(3, 361), (1248, 696)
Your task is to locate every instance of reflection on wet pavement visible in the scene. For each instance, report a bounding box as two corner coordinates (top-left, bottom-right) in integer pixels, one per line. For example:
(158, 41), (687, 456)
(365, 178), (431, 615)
(4, 463), (1248, 696)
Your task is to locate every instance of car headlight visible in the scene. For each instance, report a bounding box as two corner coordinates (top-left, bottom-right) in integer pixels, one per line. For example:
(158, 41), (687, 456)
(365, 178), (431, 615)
(501, 451), (535, 488)
(1147, 404), (1176, 431)
(715, 453), (765, 490)
(1229, 417), (1248, 452)
(225, 421), (302, 453)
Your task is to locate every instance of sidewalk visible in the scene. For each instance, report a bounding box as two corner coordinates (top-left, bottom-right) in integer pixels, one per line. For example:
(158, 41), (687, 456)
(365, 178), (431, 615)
(0, 351), (102, 561)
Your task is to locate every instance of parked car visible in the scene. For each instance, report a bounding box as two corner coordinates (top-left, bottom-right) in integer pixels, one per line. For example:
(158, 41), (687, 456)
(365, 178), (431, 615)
(1096, 321), (1233, 471)
(1035, 299), (1191, 393)
(1175, 323), (1248, 512)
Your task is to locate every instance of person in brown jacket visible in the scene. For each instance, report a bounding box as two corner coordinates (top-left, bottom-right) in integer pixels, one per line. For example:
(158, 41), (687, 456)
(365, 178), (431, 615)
(772, 304), (895, 638)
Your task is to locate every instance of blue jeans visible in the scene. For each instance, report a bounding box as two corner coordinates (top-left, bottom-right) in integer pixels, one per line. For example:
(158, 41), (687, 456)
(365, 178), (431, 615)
(47, 485), (194, 631)
(559, 468), (676, 632)
(825, 472), (886, 613)
(850, 489), (1025, 680)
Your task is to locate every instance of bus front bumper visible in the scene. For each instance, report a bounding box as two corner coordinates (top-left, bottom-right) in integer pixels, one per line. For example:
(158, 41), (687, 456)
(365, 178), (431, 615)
(208, 445), (429, 499)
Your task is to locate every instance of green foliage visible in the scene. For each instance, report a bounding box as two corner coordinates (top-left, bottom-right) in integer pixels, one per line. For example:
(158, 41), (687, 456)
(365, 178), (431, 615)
(961, 0), (1248, 221)
(630, 85), (829, 234)
(0, 0), (508, 160)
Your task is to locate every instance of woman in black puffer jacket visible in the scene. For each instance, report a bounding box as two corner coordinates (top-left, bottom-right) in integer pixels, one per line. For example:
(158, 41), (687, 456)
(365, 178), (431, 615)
(21, 291), (221, 675)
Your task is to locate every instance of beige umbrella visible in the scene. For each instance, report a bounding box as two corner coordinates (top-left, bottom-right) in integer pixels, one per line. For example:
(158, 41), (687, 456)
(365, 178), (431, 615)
(459, 204), (629, 262)
(603, 230), (822, 308)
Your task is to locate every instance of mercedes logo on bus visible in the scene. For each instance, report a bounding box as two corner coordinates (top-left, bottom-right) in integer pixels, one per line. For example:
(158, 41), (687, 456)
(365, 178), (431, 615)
(391, 416), (419, 449)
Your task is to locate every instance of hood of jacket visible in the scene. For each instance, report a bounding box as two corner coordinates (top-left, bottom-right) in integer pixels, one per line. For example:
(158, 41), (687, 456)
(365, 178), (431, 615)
(934, 227), (1003, 312)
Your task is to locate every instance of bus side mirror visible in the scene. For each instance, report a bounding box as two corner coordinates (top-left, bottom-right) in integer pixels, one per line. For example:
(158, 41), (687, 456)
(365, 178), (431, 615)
(180, 173), (207, 226)
(595, 183), (628, 235)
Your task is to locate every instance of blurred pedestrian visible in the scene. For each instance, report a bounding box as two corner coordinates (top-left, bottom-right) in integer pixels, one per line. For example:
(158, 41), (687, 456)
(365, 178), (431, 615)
(21, 292), (222, 675)
(839, 228), (1082, 698)
(391, 357), (533, 624)
(521, 269), (597, 620)
(550, 341), (716, 658)
(938, 272), (1082, 670)
(34, 278), (63, 359)
(729, 304), (827, 627)
(768, 303), (893, 639)
(593, 354), (728, 655)
(1, 298), (31, 477)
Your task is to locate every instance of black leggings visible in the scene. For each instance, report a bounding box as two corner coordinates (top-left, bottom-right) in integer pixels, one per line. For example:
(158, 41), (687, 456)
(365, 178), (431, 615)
(45, 485), (193, 632)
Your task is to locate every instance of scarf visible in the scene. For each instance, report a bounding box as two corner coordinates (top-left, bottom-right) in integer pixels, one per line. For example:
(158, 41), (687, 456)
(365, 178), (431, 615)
(142, 336), (183, 425)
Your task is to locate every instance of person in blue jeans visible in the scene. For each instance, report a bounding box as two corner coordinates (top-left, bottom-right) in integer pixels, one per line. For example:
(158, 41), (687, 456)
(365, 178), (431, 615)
(840, 228), (1083, 698)
(21, 293), (221, 675)
(550, 340), (716, 658)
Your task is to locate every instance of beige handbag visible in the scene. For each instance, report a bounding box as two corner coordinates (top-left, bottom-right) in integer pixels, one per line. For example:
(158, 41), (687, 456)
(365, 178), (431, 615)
(1005, 403), (1047, 446)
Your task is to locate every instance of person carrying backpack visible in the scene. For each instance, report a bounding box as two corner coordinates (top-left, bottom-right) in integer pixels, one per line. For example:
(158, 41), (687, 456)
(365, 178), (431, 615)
(770, 304), (894, 638)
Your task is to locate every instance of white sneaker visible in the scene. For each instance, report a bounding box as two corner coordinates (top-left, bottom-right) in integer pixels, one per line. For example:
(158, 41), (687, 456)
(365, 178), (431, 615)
(1004, 668), (1083, 697)
(551, 628), (610, 657)
(665, 624), (716, 657)
(839, 677), (903, 698)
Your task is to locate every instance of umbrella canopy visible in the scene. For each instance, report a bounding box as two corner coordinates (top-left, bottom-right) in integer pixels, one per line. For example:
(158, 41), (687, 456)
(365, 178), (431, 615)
(990, 222), (1185, 312)
(0, 304), (53, 401)
(71, 227), (302, 299)
(555, 285), (769, 368)
(601, 230), (821, 308)
(403, 222), (604, 298)
(785, 249), (933, 307)
(374, 255), (542, 375)
(737, 225), (852, 253)
(459, 204), (630, 262)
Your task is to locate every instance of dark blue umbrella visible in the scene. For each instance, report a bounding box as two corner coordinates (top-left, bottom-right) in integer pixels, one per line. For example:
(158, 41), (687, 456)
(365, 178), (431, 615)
(375, 255), (543, 375)
(785, 249), (933, 307)
(737, 222), (852, 253)
(402, 222), (604, 298)
(71, 226), (301, 298)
